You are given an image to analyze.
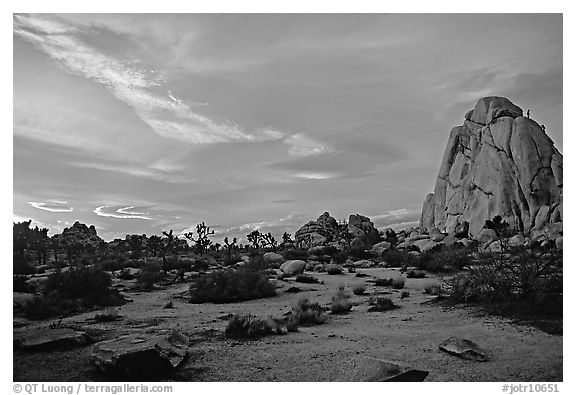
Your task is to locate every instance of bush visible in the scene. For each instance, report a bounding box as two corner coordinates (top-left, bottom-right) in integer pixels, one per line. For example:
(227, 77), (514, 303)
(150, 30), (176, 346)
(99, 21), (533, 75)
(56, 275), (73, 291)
(368, 297), (399, 312)
(401, 291), (410, 299)
(381, 249), (414, 268)
(417, 245), (473, 273)
(331, 286), (352, 314)
(352, 285), (366, 295)
(295, 274), (319, 284)
(291, 298), (327, 326)
(99, 257), (126, 272)
(94, 307), (121, 322)
(424, 283), (442, 295)
(392, 277), (406, 289)
(13, 255), (35, 275)
(245, 254), (268, 271)
(406, 269), (426, 279)
(225, 314), (285, 339)
(22, 267), (125, 320)
(326, 264), (343, 275)
(447, 247), (562, 319)
(349, 247), (375, 260)
(189, 268), (276, 304)
(137, 263), (164, 290)
(374, 278), (393, 286)
(14, 275), (34, 293)
(332, 251), (349, 264)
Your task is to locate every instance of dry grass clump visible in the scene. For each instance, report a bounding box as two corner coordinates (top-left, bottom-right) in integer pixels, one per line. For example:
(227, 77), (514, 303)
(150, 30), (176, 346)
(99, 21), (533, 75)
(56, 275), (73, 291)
(331, 286), (353, 314)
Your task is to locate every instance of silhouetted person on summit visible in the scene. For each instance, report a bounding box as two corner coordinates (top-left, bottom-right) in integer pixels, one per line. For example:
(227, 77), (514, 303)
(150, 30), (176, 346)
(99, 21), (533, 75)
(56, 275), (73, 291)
(541, 124), (546, 131)
(527, 109), (531, 118)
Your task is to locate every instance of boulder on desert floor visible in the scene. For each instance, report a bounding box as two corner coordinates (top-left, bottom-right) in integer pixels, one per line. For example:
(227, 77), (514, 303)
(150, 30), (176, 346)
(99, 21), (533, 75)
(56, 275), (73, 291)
(279, 260), (306, 276)
(341, 356), (429, 381)
(439, 337), (490, 362)
(263, 252), (285, 266)
(91, 330), (190, 378)
(16, 328), (90, 351)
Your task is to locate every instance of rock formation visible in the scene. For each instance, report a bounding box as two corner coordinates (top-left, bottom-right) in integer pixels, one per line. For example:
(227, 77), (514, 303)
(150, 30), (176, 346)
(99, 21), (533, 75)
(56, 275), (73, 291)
(294, 212), (380, 248)
(420, 97), (563, 237)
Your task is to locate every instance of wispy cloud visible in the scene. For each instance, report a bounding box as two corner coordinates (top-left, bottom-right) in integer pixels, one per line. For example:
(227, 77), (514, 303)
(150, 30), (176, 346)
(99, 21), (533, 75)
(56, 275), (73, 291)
(93, 205), (153, 220)
(284, 133), (335, 157)
(28, 200), (73, 213)
(13, 14), (286, 146)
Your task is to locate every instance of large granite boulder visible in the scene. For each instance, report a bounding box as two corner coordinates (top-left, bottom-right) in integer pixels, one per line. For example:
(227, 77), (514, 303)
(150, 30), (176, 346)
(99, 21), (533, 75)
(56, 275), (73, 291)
(91, 330), (190, 378)
(295, 212), (339, 246)
(348, 214), (381, 248)
(263, 252), (285, 266)
(279, 260), (306, 276)
(419, 97), (562, 238)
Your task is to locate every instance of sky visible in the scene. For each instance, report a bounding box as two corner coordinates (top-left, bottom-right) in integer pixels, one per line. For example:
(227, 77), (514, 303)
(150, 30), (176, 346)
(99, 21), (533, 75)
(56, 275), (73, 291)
(13, 13), (563, 242)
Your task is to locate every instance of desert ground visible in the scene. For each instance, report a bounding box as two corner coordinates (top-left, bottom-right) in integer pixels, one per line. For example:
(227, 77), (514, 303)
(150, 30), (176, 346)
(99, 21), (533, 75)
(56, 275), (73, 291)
(13, 268), (562, 382)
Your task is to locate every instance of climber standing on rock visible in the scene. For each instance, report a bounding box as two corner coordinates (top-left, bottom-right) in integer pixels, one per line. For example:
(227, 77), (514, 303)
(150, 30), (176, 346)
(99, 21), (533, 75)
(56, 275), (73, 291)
(527, 109), (531, 118)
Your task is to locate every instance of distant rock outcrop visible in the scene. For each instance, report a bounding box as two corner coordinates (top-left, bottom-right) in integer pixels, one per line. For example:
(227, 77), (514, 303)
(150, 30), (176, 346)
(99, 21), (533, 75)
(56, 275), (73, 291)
(54, 221), (105, 250)
(295, 212), (381, 248)
(420, 97), (563, 237)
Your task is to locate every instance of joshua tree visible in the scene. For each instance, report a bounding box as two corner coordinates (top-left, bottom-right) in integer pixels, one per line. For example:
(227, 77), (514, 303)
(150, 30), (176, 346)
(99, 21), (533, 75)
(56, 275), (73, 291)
(280, 232), (294, 248)
(30, 226), (49, 265)
(261, 232), (278, 252)
(161, 230), (176, 268)
(223, 236), (238, 265)
(247, 230), (262, 250)
(147, 235), (162, 257)
(184, 222), (215, 255)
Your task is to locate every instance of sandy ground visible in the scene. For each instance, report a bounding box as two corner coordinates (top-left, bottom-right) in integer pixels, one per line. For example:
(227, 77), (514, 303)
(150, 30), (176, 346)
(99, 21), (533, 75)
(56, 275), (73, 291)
(13, 268), (562, 382)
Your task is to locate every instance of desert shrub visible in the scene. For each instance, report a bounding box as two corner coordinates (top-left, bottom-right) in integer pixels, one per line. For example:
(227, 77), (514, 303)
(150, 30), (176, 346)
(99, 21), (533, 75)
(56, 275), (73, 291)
(282, 249), (309, 261)
(323, 246), (340, 256)
(94, 307), (121, 322)
(245, 254), (267, 271)
(401, 291), (410, 299)
(316, 255), (332, 264)
(225, 314), (285, 339)
(355, 272), (369, 278)
(189, 268), (276, 304)
(13, 275), (34, 293)
(291, 298), (327, 326)
(137, 262), (164, 291)
(23, 267), (125, 320)
(13, 256), (35, 275)
(326, 264), (343, 275)
(368, 297), (399, 312)
(417, 245), (473, 273)
(98, 257), (126, 272)
(331, 286), (352, 314)
(447, 247), (562, 319)
(349, 247), (375, 260)
(424, 283), (442, 295)
(332, 251), (349, 264)
(162, 256), (192, 271)
(295, 274), (319, 284)
(352, 285), (366, 295)
(406, 269), (426, 279)
(374, 278), (393, 286)
(392, 277), (406, 289)
(381, 249), (413, 268)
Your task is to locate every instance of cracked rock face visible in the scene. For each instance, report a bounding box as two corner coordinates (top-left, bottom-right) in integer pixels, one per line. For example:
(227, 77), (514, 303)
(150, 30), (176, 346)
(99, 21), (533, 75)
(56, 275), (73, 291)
(420, 97), (562, 237)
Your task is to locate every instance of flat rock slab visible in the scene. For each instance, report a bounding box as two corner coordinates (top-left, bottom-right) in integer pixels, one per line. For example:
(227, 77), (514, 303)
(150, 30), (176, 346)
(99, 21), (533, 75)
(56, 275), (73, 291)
(343, 357), (429, 381)
(91, 330), (190, 379)
(439, 337), (490, 362)
(17, 328), (90, 351)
